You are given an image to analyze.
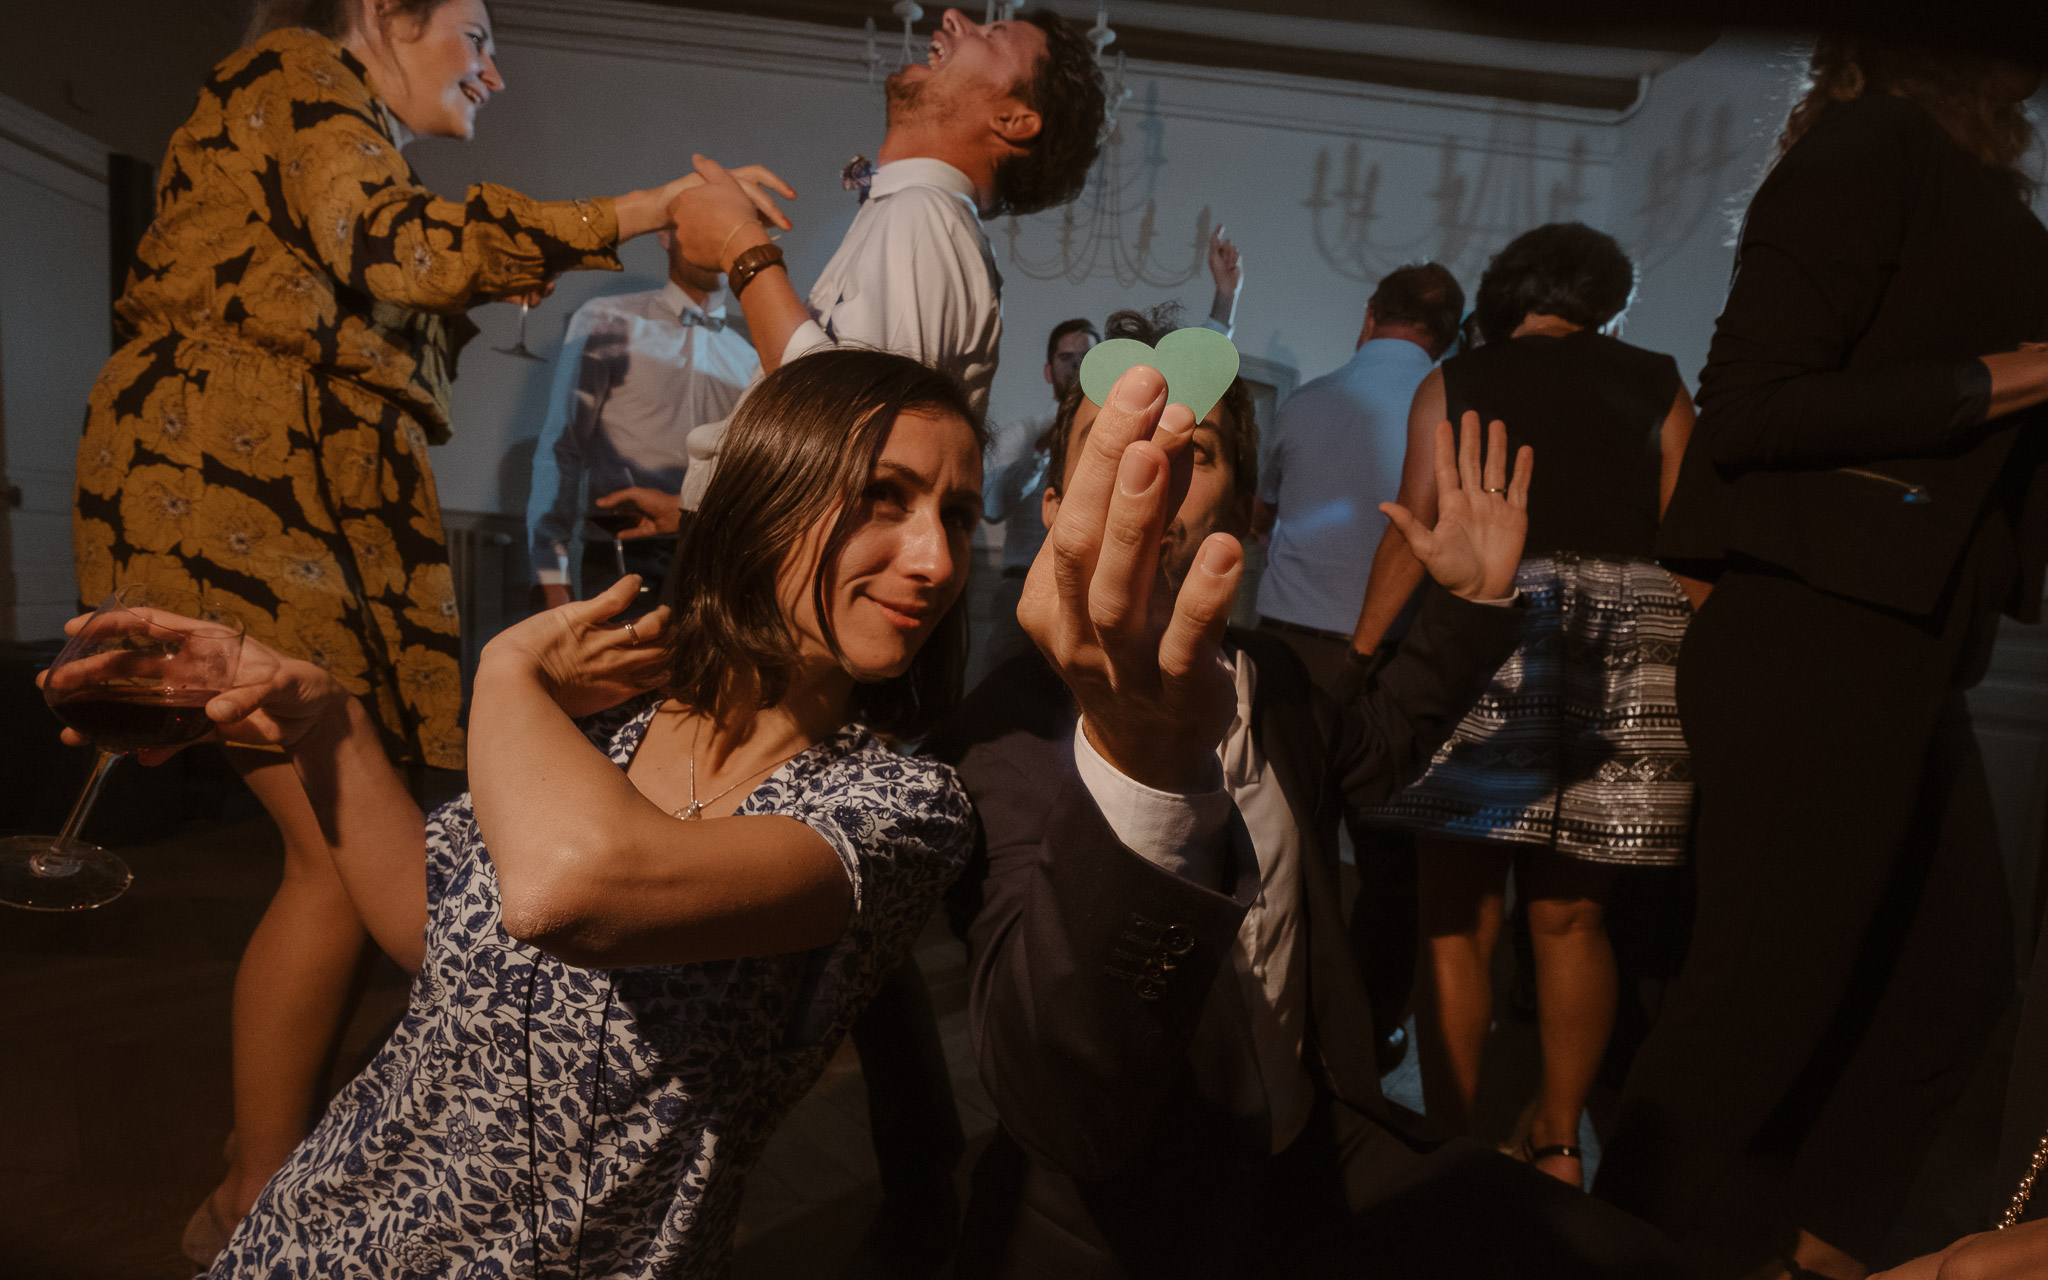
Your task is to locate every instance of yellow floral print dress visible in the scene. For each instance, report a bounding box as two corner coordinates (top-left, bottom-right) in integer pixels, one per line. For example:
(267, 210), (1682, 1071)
(74, 27), (621, 769)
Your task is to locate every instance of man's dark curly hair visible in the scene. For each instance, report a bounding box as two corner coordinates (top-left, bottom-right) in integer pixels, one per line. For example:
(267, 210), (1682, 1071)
(988, 11), (1107, 218)
(1047, 304), (1258, 510)
(1472, 222), (1636, 347)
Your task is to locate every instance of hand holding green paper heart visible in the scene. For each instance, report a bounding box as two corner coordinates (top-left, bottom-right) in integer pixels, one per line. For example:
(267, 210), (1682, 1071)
(1079, 326), (1241, 420)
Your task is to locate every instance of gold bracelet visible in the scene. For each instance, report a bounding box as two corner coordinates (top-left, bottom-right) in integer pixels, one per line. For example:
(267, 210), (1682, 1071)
(715, 221), (752, 271)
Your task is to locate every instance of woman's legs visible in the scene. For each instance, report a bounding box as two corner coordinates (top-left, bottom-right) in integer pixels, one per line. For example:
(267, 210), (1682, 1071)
(1521, 853), (1619, 1188)
(211, 748), (370, 1220)
(1414, 835), (1517, 1130)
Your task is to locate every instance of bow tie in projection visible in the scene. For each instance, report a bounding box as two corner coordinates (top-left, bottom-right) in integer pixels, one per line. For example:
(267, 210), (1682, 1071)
(678, 310), (725, 333)
(843, 154), (875, 204)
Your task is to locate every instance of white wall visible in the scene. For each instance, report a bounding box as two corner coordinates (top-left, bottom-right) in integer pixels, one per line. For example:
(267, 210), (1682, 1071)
(410, 0), (1644, 511)
(0, 95), (109, 642)
(1607, 32), (1801, 388)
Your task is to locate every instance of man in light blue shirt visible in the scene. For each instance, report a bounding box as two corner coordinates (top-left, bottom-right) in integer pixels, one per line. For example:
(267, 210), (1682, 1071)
(1252, 263), (1464, 690)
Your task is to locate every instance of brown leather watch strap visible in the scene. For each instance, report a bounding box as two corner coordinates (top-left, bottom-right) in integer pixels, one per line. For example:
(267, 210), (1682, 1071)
(727, 242), (786, 298)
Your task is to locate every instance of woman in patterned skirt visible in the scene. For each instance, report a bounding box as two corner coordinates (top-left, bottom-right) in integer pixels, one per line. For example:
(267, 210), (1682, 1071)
(68, 350), (985, 1275)
(70, 0), (792, 1254)
(1351, 223), (1698, 1188)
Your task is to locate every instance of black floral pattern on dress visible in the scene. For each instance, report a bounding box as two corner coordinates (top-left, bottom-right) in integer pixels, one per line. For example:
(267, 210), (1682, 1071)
(74, 28), (621, 767)
(208, 695), (973, 1278)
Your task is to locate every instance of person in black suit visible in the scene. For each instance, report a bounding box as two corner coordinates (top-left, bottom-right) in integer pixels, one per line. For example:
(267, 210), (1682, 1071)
(928, 334), (1695, 1277)
(1595, 36), (2048, 1280)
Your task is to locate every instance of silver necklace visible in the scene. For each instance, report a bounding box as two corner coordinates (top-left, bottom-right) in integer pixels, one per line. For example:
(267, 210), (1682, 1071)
(673, 717), (804, 821)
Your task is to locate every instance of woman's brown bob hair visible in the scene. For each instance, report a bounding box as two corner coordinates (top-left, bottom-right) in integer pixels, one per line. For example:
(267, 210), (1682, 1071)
(662, 349), (985, 738)
(1778, 35), (2040, 195)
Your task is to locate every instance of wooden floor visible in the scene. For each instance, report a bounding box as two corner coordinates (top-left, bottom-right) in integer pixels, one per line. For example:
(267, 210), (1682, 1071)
(0, 805), (2012, 1279)
(0, 810), (994, 1280)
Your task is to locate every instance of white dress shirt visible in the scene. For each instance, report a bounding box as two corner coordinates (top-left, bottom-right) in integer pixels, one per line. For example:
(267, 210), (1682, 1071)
(525, 283), (758, 581)
(680, 158), (1003, 509)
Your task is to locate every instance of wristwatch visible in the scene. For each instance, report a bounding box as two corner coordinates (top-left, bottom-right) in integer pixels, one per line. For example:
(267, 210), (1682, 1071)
(727, 242), (786, 298)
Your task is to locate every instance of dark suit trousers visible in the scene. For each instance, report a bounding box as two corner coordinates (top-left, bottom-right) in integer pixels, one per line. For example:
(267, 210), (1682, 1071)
(850, 955), (965, 1200)
(1256, 618), (1420, 1058)
(961, 1096), (1694, 1279)
(1594, 558), (2016, 1263)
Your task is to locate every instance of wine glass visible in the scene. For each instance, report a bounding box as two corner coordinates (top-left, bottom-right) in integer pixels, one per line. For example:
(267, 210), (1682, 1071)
(494, 298), (545, 362)
(0, 585), (244, 912)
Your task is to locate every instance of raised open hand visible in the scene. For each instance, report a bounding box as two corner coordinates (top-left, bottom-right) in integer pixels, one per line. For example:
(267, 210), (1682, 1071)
(1018, 366), (1242, 793)
(1207, 224), (1242, 297)
(1381, 410), (1531, 602)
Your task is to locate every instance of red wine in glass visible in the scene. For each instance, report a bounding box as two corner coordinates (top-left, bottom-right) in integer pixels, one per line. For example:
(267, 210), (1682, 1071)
(1, 585), (244, 912)
(52, 686), (224, 753)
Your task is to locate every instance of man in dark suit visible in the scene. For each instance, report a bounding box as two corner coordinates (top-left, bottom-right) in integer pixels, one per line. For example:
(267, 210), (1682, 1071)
(928, 350), (1695, 1278)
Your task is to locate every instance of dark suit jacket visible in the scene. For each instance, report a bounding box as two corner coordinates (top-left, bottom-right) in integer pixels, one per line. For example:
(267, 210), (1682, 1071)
(925, 589), (1521, 1277)
(1656, 93), (2048, 621)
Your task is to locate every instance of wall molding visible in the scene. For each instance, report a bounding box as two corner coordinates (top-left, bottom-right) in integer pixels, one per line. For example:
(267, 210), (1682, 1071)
(490, 0), (1647, 157)
(0, 92), (107, 210)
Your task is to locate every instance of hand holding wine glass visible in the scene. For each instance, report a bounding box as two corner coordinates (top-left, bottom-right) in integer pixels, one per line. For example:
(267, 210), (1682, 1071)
(4, 585), (245, 911)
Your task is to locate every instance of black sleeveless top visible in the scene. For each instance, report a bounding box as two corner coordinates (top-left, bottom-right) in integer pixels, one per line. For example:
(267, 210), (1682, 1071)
(1442, 330), (1682, 559)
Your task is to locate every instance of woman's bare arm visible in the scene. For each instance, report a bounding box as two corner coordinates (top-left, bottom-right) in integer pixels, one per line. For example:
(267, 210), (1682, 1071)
(1656, 386), (1714, 609)
(1350, 368), (1447, 655)
(468, 591), (852, 969)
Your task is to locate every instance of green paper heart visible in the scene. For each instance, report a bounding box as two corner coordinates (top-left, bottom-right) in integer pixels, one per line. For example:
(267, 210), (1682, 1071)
(1079, 327), (1241, 421)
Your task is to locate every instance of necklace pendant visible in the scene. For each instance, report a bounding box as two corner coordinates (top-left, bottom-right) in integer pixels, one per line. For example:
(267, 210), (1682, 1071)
(679, 802), (705, 821)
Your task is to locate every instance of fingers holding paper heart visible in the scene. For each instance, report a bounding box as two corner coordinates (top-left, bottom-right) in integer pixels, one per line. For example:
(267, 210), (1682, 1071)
(1020, 363), (1239, 794)
(1079, 327), (1240, 421)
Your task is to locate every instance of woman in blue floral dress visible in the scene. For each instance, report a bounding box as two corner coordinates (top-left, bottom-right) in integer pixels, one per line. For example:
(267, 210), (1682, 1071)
(83, 350), (988, 1276)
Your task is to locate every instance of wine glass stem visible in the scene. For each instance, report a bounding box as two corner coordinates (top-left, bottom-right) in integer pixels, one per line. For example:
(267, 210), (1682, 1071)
(614, 536), (628, 578)
(56, 749), (121, 847)
(518, 302), (531, 346)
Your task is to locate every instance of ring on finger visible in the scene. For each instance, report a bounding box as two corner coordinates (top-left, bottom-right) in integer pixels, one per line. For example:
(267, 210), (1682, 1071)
(1482, 486), (1506, 494)
(624, 620), (641, 645)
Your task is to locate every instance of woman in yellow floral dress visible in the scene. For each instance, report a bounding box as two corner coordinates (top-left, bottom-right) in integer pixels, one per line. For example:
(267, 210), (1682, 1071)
(69, 0), (793, 1259)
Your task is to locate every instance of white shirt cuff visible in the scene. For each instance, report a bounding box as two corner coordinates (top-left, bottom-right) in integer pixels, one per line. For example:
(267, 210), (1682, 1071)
(1471, 589), (1519, 607)
(779, 319), (832, 368)
(1071, 718), (1231, 885)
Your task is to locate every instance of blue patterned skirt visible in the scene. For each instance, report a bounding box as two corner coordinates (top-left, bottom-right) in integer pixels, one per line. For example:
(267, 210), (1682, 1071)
(1371, 554), (1694, 866)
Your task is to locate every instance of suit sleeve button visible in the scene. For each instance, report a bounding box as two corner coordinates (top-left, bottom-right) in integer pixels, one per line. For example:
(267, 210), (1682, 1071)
(1136, 978), (1166, 1001)
(1162, 924), (1195, 955)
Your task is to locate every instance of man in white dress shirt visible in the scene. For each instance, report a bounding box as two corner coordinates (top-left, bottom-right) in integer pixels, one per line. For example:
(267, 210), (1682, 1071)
(666, 7), (1109, 511)
(524, 238), (757, 612)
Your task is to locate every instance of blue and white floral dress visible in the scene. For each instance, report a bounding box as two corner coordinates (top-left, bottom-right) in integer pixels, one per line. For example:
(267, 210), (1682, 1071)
(209, 694), (973, 1279)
